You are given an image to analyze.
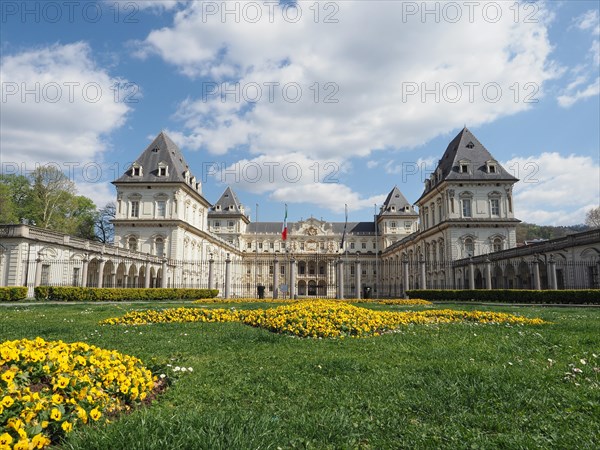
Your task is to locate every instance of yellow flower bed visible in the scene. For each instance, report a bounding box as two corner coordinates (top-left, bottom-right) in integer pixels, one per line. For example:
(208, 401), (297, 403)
(1, 337), (155, 449)
(102, 300), (546, 339)
(192, 298), (432, 306)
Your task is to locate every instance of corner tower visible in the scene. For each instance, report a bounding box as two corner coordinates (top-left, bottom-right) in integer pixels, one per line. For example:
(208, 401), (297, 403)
(416, 127), (520, 260)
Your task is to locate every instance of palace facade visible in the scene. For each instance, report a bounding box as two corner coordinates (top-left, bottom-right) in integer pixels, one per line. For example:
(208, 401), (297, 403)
(1, 128), (598, 297)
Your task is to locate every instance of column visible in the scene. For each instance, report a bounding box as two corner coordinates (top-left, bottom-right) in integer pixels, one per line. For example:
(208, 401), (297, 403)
(97, 258), (106, 288)
(419, 257), (427, 290)
(356, 258), (362, 300)
(144, 263), (151, 288)
(224, 254), (231, 299)
(123, 275), (129, 288)
(533, 258), (541, 290)
(161, 258), (168, 288)
(81, 256), (89, 287)
(485, 258), (492, 290)
(468, 259), (475, 290)
(111, 272), (117, 288)
(208, 256), (214, 290)
(290, 258), (297, 298)
(403, 257), (409, 297)
(338, 258), (344, 299)
(34, 255), (43, 288)
(273, 257), (279, 299)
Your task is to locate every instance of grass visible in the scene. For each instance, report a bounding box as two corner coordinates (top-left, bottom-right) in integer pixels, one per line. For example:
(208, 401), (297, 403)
(1, 301), (599, 449)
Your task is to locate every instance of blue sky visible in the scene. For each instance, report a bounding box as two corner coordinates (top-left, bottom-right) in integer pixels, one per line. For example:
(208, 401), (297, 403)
(1, 0), (599, 225)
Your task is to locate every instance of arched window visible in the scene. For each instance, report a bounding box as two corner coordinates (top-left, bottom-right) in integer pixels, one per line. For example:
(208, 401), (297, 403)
(128, 236), (138, 252)
(155, 237), (165, 257)
(464, 238), (474, 257)
(492, 238), (502, 253)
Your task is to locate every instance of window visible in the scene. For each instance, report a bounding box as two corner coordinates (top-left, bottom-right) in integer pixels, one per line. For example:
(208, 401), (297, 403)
(158, 165), (168, 176)
(132, 165), (142, 176)
(493, 238), (502, 252)
(215, 205), (221, 211)
(508, 195), (513, 213)
(462, 199), (472, 217)
(438, 204), (443, 222)
(128, 236), (138, 252)
(247, 242), (252, 249)
(258, 243), (263, 249)
(464, 238), (474, 257)
(350, 242), (355, 249)
(390, 222), (396, 228)
(489, 165), (496, 173)
(350, 265), (355, 275)
(270, 242), (274, 249)
(460, 164), (469, 173)
(214, 221), (221, 228)
(320, 242), (325, 250)
(490, 198), (500, 217)
(424, 209), (429, 228)
(130, 201), (139, 218)
(155, 237), (164, 257)
(362, 242), (367, 249)
(431, 203), (435, 225)
(157, 201), (166, 218)
(41, 264), (50, 285)
(466, 141), (475, 149)
(72, 267), (80, 287)
(228, 221), (235, 228)
(404, 221), (412, 230)
(300, 243), (305, 250)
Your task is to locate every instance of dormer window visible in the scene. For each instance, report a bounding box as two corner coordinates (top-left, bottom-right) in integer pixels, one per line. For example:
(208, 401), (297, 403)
(458, 160), (470, 174)
(190, 176), (196, 186)
(391, 206), (396, 211)
(215, 205), (221, 211)
(486, 160), (497, 174)
(184, 170), (190, 183)
(466, 141), (475, 149)
(157, 162), (168, 177)
(132, 164), (142, 177)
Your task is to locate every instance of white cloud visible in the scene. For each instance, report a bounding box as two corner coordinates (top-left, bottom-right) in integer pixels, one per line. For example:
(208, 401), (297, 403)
(557, 76), (600, 107)
(366, 160), (379, 169)
(0, 42), (130, 169)
(109, 0), (189, 13)
(575, 9), (600, 35)
(139, 0), (558, 163)
(503, 152), (600, 225)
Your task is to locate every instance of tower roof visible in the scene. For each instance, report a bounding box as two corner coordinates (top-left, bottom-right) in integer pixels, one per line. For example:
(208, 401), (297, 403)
(379, 186), (416, 216)
(212, 186), (243, 214)
(115, 131), (196, 184)
(418, 127), (518, 201)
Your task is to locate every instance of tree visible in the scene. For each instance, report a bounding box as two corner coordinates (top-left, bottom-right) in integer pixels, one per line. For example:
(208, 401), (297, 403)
(585, 206), (600, 228)
(95, 202), (116, 243)
(0, 174), (32, 222)
(28, 166), (77, 228)
(0, 184), (18, 224)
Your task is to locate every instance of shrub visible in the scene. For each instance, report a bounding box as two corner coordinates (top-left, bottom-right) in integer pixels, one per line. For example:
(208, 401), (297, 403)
(36, 287), (219, 302)
(0, 287), (28, 302)
(407, 289), (600, 305)
(34, 285), (50, 301)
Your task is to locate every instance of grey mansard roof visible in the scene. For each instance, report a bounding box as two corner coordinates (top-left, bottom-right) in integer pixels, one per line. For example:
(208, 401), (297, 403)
(379, 186), (417, 216)
(211, 187), (243, 214)
(115, 131), (196, 184)
(417, 127), (518, 202)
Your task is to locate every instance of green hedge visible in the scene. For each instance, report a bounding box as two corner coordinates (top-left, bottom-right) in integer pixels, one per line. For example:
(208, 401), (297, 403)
(407, 289), (600, 305)
(0, 287), (28, 302)
(33, 287), (219, 302)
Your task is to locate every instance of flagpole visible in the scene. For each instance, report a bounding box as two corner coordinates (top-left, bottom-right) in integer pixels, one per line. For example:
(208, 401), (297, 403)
(374, 203), (379, 300)
(255, 203), (258, 297)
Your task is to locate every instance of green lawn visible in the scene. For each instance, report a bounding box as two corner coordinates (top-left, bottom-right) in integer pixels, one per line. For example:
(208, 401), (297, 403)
(1, 302), (599, 449)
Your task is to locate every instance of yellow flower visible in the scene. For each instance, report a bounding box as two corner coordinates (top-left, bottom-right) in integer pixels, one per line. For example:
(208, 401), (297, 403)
(13, 440), (30, 450)
(55, 376), (70, 389)
(0, 433), (13, 446)
(61, 421), (74, 433)
(50, 408), (62, 421)
(1, 395), (14, 408)
(90, 407), (102, 421)
(1, 370), (15, 383)
(31, 434), (51, 449)
(52, 393), (64, 404)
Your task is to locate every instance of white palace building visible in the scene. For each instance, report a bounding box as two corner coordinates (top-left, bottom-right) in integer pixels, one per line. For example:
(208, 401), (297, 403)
(1, 128), (599, 297)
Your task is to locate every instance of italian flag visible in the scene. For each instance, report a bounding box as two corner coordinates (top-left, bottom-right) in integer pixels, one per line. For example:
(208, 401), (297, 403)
(282, 204), (288, 241)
